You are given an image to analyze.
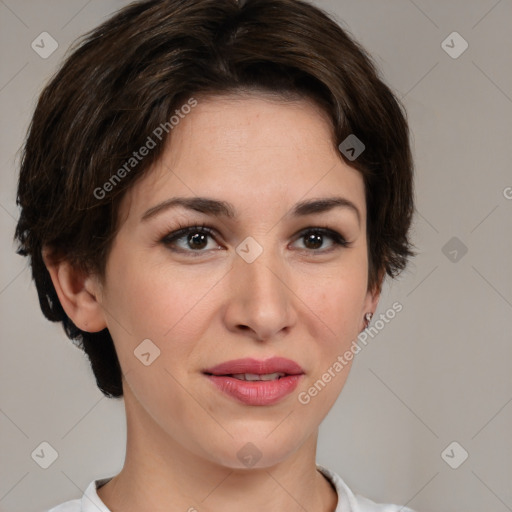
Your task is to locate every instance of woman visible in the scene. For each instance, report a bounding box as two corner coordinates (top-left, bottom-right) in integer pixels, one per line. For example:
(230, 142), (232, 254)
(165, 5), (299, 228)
(15, 0), (416, 510)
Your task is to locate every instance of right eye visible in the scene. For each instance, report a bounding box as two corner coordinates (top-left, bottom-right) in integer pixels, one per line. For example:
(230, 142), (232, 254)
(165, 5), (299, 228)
(160, 223), (223, 255)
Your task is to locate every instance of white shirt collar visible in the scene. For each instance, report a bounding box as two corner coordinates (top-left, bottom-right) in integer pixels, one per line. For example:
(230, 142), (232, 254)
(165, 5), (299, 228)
(78, 465), (414, 512)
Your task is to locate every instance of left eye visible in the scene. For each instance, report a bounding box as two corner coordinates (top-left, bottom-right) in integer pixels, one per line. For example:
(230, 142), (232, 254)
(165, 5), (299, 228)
(294, 228), (350, 252)
(161, 225), (349, 255)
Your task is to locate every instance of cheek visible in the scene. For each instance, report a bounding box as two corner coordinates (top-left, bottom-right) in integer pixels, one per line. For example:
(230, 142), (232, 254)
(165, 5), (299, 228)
(296, 275), (365, 415)
(102, 248), (221, 378)
(102, 257), (199, 417)
(104, 246), (192, 336)
(303, 266), (368, 338)
(294, 268), (367, 407)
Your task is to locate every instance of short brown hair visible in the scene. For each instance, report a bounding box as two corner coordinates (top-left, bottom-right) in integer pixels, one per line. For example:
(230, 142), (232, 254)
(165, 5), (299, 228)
(15, 0), (415, 398)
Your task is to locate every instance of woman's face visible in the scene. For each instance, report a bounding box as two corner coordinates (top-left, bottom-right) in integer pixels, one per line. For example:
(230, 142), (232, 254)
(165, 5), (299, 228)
(95, 93), (379, 468)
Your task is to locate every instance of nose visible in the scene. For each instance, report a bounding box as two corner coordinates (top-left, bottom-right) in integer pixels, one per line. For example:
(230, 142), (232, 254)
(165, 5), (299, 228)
(223, 243), (298, 341)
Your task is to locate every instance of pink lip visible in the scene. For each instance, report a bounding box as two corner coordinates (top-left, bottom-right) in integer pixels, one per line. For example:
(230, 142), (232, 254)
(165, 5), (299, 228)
(203, 357), (305, 406)
(204, 357), (304, 376)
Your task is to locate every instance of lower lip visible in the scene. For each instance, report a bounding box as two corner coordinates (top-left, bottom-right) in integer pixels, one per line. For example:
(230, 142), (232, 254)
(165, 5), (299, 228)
(205, 374), (303, 406)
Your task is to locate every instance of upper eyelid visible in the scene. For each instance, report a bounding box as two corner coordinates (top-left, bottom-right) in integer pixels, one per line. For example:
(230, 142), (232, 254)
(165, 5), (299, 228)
(162, 224), (343, 237)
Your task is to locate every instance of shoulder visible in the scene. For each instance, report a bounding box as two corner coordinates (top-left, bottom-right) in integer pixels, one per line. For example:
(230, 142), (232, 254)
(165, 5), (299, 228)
(316, 464), (417, 512)
(41, 476), (113, 512)
(355, 493), (416, 512)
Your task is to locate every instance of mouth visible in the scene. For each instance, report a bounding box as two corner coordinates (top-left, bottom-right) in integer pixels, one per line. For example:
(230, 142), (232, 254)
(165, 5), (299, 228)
(216, 372), (288, 381)
(203, 357), (305, 406)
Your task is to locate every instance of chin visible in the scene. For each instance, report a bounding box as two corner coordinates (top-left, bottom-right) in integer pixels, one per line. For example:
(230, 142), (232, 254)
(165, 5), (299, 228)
(198, 428), (306, 470)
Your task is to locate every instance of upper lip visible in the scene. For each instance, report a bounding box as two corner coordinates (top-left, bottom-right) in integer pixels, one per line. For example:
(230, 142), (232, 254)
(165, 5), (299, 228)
(204, 357), (305, 376)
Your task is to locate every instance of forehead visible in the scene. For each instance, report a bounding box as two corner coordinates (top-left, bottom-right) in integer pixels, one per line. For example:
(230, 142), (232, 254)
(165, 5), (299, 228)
(119, 93), (366, 224)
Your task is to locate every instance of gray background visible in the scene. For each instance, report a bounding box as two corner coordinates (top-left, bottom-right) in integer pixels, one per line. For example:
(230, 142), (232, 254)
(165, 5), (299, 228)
(1, 1), (511, 511)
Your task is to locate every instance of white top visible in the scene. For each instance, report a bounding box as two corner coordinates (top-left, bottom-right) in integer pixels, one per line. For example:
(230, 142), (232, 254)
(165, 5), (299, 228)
(44, 465), (416, 512)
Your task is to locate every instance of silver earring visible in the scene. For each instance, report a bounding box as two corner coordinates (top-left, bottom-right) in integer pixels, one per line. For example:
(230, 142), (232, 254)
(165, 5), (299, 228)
(364, 312), (373, 328)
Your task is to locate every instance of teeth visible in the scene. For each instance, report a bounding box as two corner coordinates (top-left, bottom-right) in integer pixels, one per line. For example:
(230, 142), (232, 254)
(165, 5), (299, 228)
(231, 372), (286, 381)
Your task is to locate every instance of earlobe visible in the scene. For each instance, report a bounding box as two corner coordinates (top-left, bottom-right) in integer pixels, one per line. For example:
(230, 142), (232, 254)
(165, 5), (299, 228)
(361, 275), (383, 331)
(43, 250), (107, 333)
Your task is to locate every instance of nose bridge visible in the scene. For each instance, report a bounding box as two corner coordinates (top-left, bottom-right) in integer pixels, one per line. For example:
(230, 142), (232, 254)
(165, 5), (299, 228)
(236, 235), (287, 301)
(229, 234), (295, 337)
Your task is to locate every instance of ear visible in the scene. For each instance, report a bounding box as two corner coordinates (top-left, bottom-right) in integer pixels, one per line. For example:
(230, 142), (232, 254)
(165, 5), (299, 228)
(43, 249), (108, 333)
(360, 269), (384, 331)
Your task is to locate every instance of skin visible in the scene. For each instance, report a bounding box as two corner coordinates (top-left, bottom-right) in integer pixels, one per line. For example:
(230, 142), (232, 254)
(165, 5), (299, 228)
(45, 93), (381, 512)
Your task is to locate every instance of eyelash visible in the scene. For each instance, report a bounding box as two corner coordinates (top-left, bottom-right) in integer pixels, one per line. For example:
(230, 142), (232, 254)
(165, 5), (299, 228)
(159, 221), (351, 256)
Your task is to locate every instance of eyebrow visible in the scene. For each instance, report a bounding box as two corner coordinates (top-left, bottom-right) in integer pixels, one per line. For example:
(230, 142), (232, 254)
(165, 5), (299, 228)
(141, 196), (361, 226)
